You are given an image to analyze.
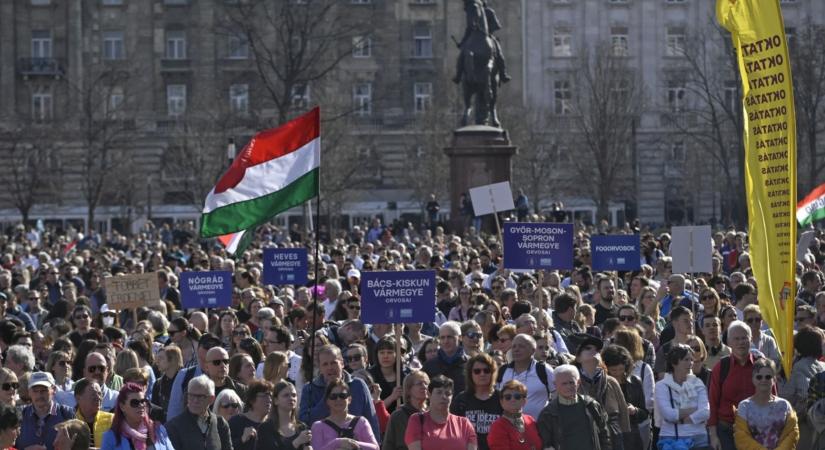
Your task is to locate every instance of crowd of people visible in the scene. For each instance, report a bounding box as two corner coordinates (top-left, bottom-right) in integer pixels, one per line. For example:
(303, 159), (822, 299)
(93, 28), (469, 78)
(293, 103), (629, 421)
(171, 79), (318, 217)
(0, 220), (823, 450)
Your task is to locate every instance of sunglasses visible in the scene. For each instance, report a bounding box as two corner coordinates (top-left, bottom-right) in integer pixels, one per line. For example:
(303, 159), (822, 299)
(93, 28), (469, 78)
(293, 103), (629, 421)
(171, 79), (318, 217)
(465, 332), (482, 340)
(347, 305), (361, 311)
(701, 295), (715, 300)
(1, 382), (19, 391)
(755, 374), (773, 381)
(503, 393), (524, 401)
(129, 398), (150, 408)
(210, 359), (230, 366)
(345, 354), (363, 362)
(221, 403), (240, 409)
(472, 368), (491, 375)
(618, 316), (635, 322)
(328, 392), (351, 400)
(87, 365), (107, 374)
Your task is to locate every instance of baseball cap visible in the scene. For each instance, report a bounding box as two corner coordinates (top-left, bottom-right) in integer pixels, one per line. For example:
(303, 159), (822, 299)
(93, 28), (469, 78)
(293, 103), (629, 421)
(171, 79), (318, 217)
(29, 371), (55, 389)
(347, 269), (361, 279)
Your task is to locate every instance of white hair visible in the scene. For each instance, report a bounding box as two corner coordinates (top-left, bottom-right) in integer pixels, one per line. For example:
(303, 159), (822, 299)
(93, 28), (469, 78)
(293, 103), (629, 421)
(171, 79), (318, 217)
(440, 321), (462, 337)
(189, 374), (215, 396)
(513, 333), (537, 351)
(7, 345), (35, 372)
(554, 364), (580, 382)
(727, 320), (752, 340)
(211, 389), (243, 415)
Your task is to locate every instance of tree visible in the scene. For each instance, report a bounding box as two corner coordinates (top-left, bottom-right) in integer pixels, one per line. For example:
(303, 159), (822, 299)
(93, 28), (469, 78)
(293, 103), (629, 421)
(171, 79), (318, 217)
(0, 121), (60, 222)
(790, 21), (825, 193)
(404, 96), (454, 218)
(569, 43), (645, 222)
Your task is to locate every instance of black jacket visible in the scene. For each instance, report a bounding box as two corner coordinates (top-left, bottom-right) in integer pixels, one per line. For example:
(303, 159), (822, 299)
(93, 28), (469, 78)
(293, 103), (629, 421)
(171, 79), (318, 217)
(166, 410), (232, 450)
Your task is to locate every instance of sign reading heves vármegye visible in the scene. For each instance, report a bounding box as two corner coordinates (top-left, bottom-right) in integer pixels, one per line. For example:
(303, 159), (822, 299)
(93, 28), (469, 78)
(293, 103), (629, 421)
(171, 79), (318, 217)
(360, 271), (436, 324)
(180, 271), (232, 309)
(503, 223), (574, 270)
(263, 248), (308, 285)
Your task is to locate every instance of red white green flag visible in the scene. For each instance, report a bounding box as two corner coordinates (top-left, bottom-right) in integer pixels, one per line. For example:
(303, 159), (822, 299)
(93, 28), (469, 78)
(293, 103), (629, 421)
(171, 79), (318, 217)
(217, 229), (253, 256)
(797, 182), (825, 227)
(200, 108), (320, 238)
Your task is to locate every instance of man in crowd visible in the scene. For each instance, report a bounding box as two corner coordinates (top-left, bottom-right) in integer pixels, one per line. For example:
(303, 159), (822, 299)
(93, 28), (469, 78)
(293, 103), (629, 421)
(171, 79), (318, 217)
(166, 333), (222, 420)
(423, 322), (469, 394)
(72, 379), (112, 449)
(497, 334), (552, 419)
(166, 375), (232, 450)
(537, 364), (610, 449)
(55, 352), (118, 411)
(16, 372), (75, 450)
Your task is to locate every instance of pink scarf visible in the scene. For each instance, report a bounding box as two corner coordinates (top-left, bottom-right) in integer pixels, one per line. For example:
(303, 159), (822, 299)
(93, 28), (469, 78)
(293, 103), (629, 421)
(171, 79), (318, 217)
(121, 422), (149, 450)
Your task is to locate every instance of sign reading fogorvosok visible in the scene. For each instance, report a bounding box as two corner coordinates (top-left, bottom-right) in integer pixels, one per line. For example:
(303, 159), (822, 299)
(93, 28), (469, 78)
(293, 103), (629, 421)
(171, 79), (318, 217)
(180, 271), (232, 309)
(503, 223), (574, 270)
(591, 235), (641, 271)
(360, 271), (436, 324)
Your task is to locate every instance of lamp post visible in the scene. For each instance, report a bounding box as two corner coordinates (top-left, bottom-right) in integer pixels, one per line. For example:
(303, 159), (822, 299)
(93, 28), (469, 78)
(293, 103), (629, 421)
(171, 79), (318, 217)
(226, 138), (236, 165)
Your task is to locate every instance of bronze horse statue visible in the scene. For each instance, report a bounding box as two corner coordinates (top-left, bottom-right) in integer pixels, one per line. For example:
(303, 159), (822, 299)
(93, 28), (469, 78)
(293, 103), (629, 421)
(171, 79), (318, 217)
(455, 0), (504, 127)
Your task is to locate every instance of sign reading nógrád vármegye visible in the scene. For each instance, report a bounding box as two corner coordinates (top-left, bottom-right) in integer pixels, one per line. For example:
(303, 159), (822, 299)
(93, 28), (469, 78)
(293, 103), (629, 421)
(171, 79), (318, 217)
(263, 248), (308, 285)
(591, 235), (641, 271)
(360, 270), (436, 324)
(180, 271), (232, 309)
(503, 223), (574, 270)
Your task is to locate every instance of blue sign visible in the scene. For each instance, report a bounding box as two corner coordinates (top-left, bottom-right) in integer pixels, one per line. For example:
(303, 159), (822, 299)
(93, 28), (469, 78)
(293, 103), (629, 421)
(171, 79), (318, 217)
(591, 235), (641, 271)
(263, 248), (308, 285)
(360, 271), (436, 324)
(503, 223), (574, 270)
(180, 271), (232, 309)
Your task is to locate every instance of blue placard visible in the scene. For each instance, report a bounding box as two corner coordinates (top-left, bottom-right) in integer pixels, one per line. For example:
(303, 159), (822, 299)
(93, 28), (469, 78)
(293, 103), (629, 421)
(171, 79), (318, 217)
(503, 223), (574, 270)
(591, 235), (641, 271)
(180, 271), (232, 309)
(263, 248), (308, 285)
(360, 271), (436, 324)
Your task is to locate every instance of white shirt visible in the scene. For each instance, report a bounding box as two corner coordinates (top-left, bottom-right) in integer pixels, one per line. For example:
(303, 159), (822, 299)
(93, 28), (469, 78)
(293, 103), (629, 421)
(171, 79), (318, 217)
(55, 383), (118, 412)
(497, 360), (552, 420)
(322, 298), (337, 320)
(654, 374), (709, 438)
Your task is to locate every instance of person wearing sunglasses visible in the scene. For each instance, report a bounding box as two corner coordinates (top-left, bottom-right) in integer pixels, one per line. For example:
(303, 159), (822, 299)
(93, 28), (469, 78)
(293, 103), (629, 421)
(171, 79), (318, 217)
(45, 351), (73, 393)
(101, 382), (173, 450)
(655, 344), (710, 450)
(73, 378), (113, 449)
(451, 353), (501, 450)
(204, 347), (248, 402)
(56, 352), (118, 412)
(734, 358), (799, 449)
(212, 389), (244, 425)
(487, 380), (541, 450)
(0, 368), (19, 408)
(743, 305), (782, 368)
(67, 305), (92, 349)
(166, 375), (232, 450)
(311, 379), (379, 450)
(16, 372), (75, 450)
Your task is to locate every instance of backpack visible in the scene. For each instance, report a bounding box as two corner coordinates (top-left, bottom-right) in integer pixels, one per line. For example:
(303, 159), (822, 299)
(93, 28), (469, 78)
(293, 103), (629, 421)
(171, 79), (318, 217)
(497, 360), (551, 395)
(714, 356), (732, 408)
(323, 417), (359, 439)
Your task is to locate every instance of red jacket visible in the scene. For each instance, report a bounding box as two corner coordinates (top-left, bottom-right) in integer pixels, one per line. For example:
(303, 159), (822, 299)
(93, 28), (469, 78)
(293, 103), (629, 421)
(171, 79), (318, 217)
(487, 414), (542, 450)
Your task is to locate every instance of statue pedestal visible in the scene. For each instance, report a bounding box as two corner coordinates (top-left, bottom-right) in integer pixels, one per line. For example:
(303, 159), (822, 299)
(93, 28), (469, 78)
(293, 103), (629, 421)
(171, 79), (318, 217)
(444, 125), (518, 234)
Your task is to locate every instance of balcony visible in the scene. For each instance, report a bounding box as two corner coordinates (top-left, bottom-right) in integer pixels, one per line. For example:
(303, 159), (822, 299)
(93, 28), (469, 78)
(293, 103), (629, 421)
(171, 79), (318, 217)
(18, 58), (65, 79)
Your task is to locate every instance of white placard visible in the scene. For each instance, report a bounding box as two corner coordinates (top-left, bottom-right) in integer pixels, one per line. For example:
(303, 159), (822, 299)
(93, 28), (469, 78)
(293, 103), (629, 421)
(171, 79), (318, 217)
(469, 181), (515, 216)
(671, 225), (713, 274)
(798, 230), (815, 262)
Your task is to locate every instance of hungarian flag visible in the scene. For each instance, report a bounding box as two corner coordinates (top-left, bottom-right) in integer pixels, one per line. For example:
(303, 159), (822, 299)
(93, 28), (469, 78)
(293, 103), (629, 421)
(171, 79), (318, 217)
(797, 182), (825, 227)
(217, 229), (254, 256)
(200, 108), (320, 238)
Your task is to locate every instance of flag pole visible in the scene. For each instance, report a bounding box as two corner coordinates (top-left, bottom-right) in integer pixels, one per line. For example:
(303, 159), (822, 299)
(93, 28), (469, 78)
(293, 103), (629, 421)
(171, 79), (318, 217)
(308, 115), (322, 383)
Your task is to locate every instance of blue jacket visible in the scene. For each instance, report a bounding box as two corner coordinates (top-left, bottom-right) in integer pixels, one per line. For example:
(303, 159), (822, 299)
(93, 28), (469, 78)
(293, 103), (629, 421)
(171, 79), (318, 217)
(100, 424), (174, 450)
(299, 371), (380, 440)
(165, 364), (203, 420)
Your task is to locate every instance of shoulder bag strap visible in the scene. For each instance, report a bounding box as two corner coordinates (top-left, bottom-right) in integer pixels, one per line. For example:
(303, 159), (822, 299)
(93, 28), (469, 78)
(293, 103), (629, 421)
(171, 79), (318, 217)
(668, 386), (678, 439)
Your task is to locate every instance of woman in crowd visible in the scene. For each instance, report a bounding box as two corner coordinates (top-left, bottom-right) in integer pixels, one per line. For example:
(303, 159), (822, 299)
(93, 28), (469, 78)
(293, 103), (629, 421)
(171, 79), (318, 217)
(734, 358), (799, 449)
(310, 379), (379, 450)
(68, 305), (93, 348)
(126, 339), (156, 395)
(451, 353), (501, 450)
(101, 382), (174, 450)
(231, 324), (252, 355)
(612, 328), (655, 415)
(263, 351), (290, 386)
(416, 338), (438, 367)
(230, 353), (257, 386)
(782, 326), (825, 423)
(0, 404), (20, 450)
(655, 344), (710, 449)
(720, 305), (738, 335)
(637, 286), (665, 332)
(152, 345), (182, 414)
(367, 336), (407, 413)
(575, 304), (601, 338)
(0, 369), (18, 409)
(602, 344), (648, 449)
(405, 375), (477, 450)
(698, 288), (722, 326)
(383, 370), (430, 450)
(46, 350), (73, 392)
(638, 315), (661, 349)
(213, 389), (244, 424)
(238, 338), (265, 369)
(114, 349), (139, 378)
(167, 317), (200, 368)
(300, 332), (331, 387)
(216, 310), (240, 351)
(255, 381), (312, 450)
(496, 325), (516, 355)
(486, 380), (541, 450)
(230, 381), (273, 450)
(575, 336), (629, 447)
(449, 285), (478, 323)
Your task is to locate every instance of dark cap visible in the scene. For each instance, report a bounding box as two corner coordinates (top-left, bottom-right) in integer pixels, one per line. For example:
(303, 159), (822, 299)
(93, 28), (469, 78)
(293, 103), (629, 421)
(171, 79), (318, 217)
(568, 333), (604, 356)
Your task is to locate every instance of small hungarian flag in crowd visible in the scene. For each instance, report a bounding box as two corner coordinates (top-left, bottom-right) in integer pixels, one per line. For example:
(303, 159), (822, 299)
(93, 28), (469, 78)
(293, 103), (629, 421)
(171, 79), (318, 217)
(217, 230), (253, 255)
(200, 107), (320, 239)
(797, 182), (825, 227)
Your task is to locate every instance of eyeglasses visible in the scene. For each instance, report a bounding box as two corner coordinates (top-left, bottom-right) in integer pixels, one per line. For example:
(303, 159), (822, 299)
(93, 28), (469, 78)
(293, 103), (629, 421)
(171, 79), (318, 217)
(618, 315), (635, 322)
(1, 382), (19, 391)
(210, 359), (230, 366)
(188, 393), (209, 401)
(503, 393), (524, 401)
(87, 365), (107, 374)
(328, 392), (351, 400)
(746, 317), (762, 324)
(701, 295), (715, 300)
(755, 374), (773, 381)
(344, 354), (363, 362)
(221, 403), (240, 409)
(465, 332), (482, 340)
(472, 368), (491, 375)
(347, 304), (361, 311)
(129, 398), (150, 408)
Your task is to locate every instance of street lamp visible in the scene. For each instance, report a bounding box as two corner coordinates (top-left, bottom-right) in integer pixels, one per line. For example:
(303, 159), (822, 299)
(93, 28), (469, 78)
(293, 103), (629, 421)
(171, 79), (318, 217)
(226, 137), (236, 165)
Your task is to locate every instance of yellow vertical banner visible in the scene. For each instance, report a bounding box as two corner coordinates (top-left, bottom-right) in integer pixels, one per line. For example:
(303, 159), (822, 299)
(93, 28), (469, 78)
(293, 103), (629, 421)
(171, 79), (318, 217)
(717, 0), (797, 376)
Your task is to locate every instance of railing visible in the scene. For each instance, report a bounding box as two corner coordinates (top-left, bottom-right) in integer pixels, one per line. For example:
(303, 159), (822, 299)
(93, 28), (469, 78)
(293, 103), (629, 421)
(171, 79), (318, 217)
(18, 58), (65, 78)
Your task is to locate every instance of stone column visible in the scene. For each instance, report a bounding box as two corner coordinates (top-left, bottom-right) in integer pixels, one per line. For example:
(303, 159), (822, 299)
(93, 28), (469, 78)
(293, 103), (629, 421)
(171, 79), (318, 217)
(444, 125), (517, 234)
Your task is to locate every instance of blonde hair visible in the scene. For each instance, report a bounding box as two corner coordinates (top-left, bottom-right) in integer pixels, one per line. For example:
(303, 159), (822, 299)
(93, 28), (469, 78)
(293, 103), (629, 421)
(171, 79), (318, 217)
(263, 351), (289, 384)
(114, 349), (139, 377)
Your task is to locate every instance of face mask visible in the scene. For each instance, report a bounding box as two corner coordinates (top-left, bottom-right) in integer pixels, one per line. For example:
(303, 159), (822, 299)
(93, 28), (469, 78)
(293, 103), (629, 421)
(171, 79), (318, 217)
(103, 317), (115, 327)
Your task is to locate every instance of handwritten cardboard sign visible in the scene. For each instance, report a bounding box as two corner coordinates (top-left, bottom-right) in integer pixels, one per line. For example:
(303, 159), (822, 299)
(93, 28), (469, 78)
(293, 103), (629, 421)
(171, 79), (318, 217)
(105, 272), (159, 311)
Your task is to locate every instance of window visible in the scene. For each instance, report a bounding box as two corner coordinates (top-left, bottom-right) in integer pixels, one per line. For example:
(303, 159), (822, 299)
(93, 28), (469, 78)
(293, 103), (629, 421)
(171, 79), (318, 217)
(414, 82), (432, 113)
(611, 27), (629, 56)
(167, 84), (187, 116)
(291, 83), (310, 109)
(165, 30), (187, 59)
(102, 31), (125, 60)
(229, 84), (249, 114)
(105, 87), (125, 115)
(413, 22), (433, 58)
(553, 28), (572, 57)
(353, 83), (372, 116)
(723, 80), (738, 112)
(32, 88), (53, 122)
(671, 141), (686, 161)
(666, 81), (686, 111)
(352, 36), (371, 58)
(102, 0), (124, 5)
(228, 35), (248, 59)
(31, 30), (52, 59)
(665, 26), (686, 56)
(554, 79), (572, 114)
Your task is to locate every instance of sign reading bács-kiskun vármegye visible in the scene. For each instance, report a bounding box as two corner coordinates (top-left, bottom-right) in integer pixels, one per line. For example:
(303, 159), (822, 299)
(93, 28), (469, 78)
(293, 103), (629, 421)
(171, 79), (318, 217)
(503, 223), (574, 270)
(263, 248), (308, 285)
(180, 271), (232, 309)
(360, 270), (436, 324)
(590, 235), (641, 271)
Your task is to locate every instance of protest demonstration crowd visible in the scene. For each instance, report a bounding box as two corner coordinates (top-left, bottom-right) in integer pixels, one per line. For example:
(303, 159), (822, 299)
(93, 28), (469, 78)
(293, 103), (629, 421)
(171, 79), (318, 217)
(0, 218), (821, 450)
